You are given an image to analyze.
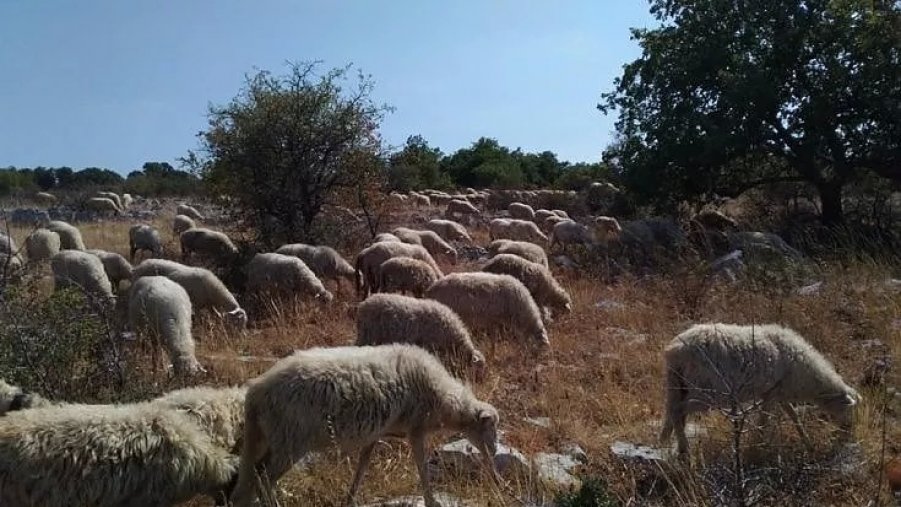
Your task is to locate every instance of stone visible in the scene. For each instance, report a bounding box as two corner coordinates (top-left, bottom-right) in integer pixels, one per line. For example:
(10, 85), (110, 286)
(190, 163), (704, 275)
(561, 443), (588, 464)
(524, 416), (552, 429)
(594, 299), (625, 310)
(610, 441), (665, 462)
(361, 492), (470, 507)
(710, 249), (744, 282)
(533, 452), (581, 489)
(797, 281), (823, 296)
(433, 439), (530, 479)
(553, 255), (578, 270)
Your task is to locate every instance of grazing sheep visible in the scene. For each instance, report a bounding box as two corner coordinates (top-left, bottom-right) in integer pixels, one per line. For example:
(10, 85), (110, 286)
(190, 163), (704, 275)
(131, 258), (188, 278)
(47, 220), (85, 250)
(593, 216), (623, 242)
(355, 241), (443, 298)
(486, 239), (549, 268)
(0, 253), (22, 273)
(85, 197), (121, 214)
(34, 191), (57, 206)
(693, 209), (738, 231)
(542, 214), (567, 233)
(246, 253), (333, 302)
(548, 220), (594, 251)
(95, 191), (123, 210)
(177, 203), (205, 221)
(87, 249), (133, 287)
(274, 243), (355, 293)
(508, 202), (535, 220)
(660, 323), (860, 455)
(373, 232), (402, 243)
(482, 254), (571, 318)
(121, 193), (134, 209)
(230, 344), (500, 507)
(24, 229), (60, 261)
(0, 386), (247, 506)
(551, 209), (570, 219)
(534, 209), (556, 223)
(445, 198), (480, 219)
(489, 218), (548, 244)
(51, 250), (114, 301)
(128, 276), (203, 375)
(425, 272), (549, 346)
(392, 227), (458, 264)
(180, 228), (239, 266)
(378, 257), (442, 297)
(424, 219), (473, 243)
(129, 224), (164, 261)
(412, 193), (431, 207)
(173, 214), (197, 236)
(0, 380), (52, 416)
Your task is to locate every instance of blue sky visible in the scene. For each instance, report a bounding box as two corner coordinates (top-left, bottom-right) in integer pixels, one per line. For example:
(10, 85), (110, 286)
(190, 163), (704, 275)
(0, 1), (653, 173)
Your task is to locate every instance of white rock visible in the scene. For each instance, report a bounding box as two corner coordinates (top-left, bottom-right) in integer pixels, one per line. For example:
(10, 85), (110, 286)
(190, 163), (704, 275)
(610, 441), (664, 462)
(361, 492), (471, 507)
(434, 439), (530, 478)
(797, 281), (823, 296)
(524, 416), (552, 429)
(533, 452), (581, 489)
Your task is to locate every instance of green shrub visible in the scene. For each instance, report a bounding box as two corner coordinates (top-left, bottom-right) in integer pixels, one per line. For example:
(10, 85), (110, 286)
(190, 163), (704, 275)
(555, 477), (620, 507)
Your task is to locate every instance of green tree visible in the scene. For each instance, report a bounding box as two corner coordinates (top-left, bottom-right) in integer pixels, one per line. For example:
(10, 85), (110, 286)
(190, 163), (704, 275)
(600, 0), (900, 224)
(387, 135), (450, 191)
(442, 137), (524, 188)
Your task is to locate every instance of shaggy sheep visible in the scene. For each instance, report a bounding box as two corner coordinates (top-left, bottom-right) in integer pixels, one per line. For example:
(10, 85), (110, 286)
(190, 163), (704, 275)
(508, 202), (535, 220)
(355, 241), (443, 298)
(542, 214), (568, 233)
(445, 198), (480, 219)
(551, 209), (570, 219)
(51, 250), (114, 301)
(392, 227), (458, 264)
(85, 197), (121, 214)
(548, 220), (594, 251)
(482, 254), (571, 318)
(424, 219), (472, 244)
(594, 216), (623, 242)
(34, 191), (57, 206)
(274, 243), (355, 293)
(128, 276), (203, 375)
(246, 253), (333, 302)
(173, 214), (197, 235)
(96, 191), (123, 210)
(131, 258), (188, 277)
(489, 218), (548, 244)
(47, 220), (85, 250)
(229, 344), (500, 507)
(87, 249), (133, 287)
(373, 232), (402, 243)
(121, 193), (134, 209)
(180, 228), (239, 266)
(24, 229), (60, 261)
(412, 193), (431, 207)
(0, 380), (52, 416)
(534, 209), (556, 223)
(378, 257), (442, 297)
(129, 224), (163, 261)
(660, 323), (860, 455)
(486, 239), (549, 268)
(425, 272), (549, 346)
(177, 203), (205, 221)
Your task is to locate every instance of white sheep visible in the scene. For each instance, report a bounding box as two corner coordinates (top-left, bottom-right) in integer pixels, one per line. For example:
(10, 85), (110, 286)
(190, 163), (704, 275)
(355, 241), (443, 298)
(551, 209), (570, 219)
(85, 197), (122, 214)
(507, 201), (535, 220)
(121, 193), (134, 209)
(274, 243), (355, 293)
(660, 323), (860, 455)
(534, 209), (556, 223)
(0, 380), (52, 415)
(377, 256), (442, 297)
(548, 220), (593, 251)
(51, 250), (114, 302)
(542, 214), (568, 233)
(47, 220), (86, 250)
(229, 344), (500, 507)
(424, 218), (473, 243)
(128, 275), (203, 375)
(34, 191), (57, 206)
(87, 249), (133, 287)
(489, 218), (548, 244)
(129, 224), (164, 261)
(486, 239), (549, 268)
(180, 227), (239, 266)
(445, 198), (480, 219)
(482, 253), (572, 319)
(373, 232), (403, 243)
(177, 203), (205, 221)
(412, 193), (431, 207)
(392, 227), (458, 264)
(24, 228), (60, 261)
(96, 191), (123, 210)
(246, 252), (333, 302)
(425, 272), (549, 347)
(173, 214), (197, 235)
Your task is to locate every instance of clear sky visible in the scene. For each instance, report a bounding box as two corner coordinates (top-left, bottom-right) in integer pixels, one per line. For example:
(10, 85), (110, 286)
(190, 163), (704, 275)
(0, 1), (653, 173)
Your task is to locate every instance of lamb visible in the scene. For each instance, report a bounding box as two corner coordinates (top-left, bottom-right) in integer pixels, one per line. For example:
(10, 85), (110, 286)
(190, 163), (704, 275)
(47, 220), (86, 250)
(378, 257), (442, 297)
(95, 191), (123, 210)
(173, 214), (197, 236)
(660, 323), (860, 455)
(229, 344), (500, 507)
(274, 243), (355, 293)
(85, 197), (121, 214)
(51, 250), (114, 302)
(355, 241), (443, 298)
(508, 201), (535, 220)
(486, 239), (549, 268)
(246, 253), (333, 302)
(373, 232), (402, 243)
(424, 218), (473, 243)
(392, 227), (458, 264)
(482, 254), (572, 318)
(87, 249), (133, 287)
(177, 203), (205, 221)
(425, 272), (549, 346)
(180, 228), (239, 266)
(489, 218), (548, 244)
(445, 198), (480, 219)
(128, 276), (203, 375)
(24, 228), (60, 261)
(129, 224), (164, 261)
(0, 380), (52, 415)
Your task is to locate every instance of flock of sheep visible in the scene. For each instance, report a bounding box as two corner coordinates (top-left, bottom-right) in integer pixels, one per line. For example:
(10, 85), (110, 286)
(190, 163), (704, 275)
(0, 188), (862, 506)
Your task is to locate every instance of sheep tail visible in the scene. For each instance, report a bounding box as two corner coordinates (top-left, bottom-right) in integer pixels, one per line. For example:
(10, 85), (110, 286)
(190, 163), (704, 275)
(659, 362), (684, 442)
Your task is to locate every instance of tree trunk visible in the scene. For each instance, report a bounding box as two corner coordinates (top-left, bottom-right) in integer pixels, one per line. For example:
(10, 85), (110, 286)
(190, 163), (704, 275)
(818, 182), (844, 226)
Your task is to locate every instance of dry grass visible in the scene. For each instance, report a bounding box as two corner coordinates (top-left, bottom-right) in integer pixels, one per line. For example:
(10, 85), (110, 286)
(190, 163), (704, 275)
(3, 216), (899, 506)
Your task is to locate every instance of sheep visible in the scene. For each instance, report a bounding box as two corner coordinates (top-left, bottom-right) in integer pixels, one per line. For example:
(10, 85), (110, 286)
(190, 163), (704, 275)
(445, 198), (480, 219)
(392, 227), (458, 264)
(85, 197), (121, 214)
(87, 249), (133, 287)
(274, 243), (355, 293)
(482, 254), (572, 319)
(355, 241), (443, 298)
(534, 209), (556, 223)
(0, 253), (22, 273)
(51, 250), (114, 302)
(542, 214), (567, 233)
(551, 209), (570, 219)
(0, 233), (16, 256)
(34, 191), (57, 206)
(693, 209), (738, 231)
(180, 227), (239, 266)
(508, 201), (535, 220)
(0, 380), (52, 415)
(121, 193), (134, 209)
(378, 257), (442, 297)
(129, 224), (164, 261)
(660, 323), (860, 455)
(246, 253), (333, 302)
(548, 220), (594, 251)
(133, 260), (248, 330)
(412, 193), (431, 207)
(173, 214), (197, 236)
(177, 203), (205, 221)
(489, 218), (548, 244)
(24, 228), (60, 261)
(96, 191), (123, 210)
(373, 232), (402, 243)
(425, 272), (549, 347)
(424, 219), (473, 244)
(0, 386), (247, 506)
(128, 276), (203, 375)
(47, 220), (85, 250)
(486, 239), (549, 268)
(229, 344), (500, 507)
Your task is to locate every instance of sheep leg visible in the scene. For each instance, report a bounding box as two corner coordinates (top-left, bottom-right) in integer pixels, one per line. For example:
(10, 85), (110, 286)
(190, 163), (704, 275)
(410, 431), (439, 507)
(345, 442), (376, 506)
(781, 402), (812, 449)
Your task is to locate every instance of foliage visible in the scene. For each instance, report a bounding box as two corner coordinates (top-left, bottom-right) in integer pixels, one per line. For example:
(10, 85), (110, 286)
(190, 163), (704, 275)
(0, 165), (125, 196)
(125, 161), (200, 196)
(555, 477), (620, 507)
(600, 0), (901, 224)
(387, 135), (451, 191)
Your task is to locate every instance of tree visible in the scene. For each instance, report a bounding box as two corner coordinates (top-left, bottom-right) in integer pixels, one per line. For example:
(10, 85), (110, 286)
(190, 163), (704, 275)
(387, 135), (449, 191)
(600, 0), (901, 224)
(441, 137), (524, 188)
(195, 62), (391, 244)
